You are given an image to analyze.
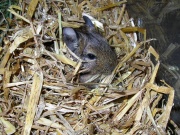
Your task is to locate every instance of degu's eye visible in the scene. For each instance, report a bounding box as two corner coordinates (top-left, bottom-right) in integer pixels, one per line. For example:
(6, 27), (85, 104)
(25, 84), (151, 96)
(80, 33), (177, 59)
(86, 53), (96, 60)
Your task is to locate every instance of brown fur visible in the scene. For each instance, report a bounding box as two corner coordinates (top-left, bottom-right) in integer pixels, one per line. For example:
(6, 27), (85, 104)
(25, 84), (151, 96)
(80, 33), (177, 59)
(63, 18), (117, 83)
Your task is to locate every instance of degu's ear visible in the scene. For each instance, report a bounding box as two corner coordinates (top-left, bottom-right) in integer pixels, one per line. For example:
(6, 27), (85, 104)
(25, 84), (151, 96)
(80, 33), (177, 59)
(83, 16), (95, 30)
(62, 27), (79, 52)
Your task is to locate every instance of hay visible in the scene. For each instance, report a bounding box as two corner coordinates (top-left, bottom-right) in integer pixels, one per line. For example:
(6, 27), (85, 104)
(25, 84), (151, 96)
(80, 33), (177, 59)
(0, 0), (175, 134)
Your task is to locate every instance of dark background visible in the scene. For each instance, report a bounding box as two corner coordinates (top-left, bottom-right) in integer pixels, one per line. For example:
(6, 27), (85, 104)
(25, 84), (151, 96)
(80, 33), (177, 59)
(126, 0), (180, 128)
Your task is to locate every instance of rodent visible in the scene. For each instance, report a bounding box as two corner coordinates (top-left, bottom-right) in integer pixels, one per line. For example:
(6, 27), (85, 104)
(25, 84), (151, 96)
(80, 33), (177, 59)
(63, 16), (117, 83)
